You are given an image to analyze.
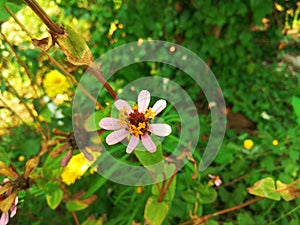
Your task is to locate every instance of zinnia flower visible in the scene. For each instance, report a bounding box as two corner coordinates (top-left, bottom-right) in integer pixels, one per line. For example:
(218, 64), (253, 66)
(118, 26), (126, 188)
(0, 179), (18, 225)
(43, 70), (70, 97)
(99, 90), (172, 153)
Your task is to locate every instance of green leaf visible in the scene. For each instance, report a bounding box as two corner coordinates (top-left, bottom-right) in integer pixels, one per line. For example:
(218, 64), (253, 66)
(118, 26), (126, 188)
(151, 171), (176, 201)
(82, 215), (105, 225)
(144, 197), (169, 225)
(198, 186), (218, 204)
(66, 194), (97, 211)
(250, 0), (273, 24)
(66, 199), (89, 211)
(55, 26), (93, 66)
(180, 190), (198, 204)
(40, 107), (52, 122)
(0, 1), (23, 21)
(237, 212), (255, 225)
(0, 79), (6, 94)
(247, 177), (281, 200)
(85, 109), (109, 131)
(82, 176), (106, 199)
(276, 180), (300, 201)
(292, 96), (300, 125)
(134, 142), (163, 167)
(46, 182), (63, 210)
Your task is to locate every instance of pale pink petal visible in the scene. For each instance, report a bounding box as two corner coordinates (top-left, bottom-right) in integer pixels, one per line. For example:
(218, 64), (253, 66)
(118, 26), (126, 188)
(106, 128), (129, 145)
(152, 100), (166, 116)
(10, 196), (18, 218)
(126, 135), (140, 153)
(141, 134), (156, 152)
(149, 124), (172, 137)
(138, 90), (150, 113)
(0, 213), (9, 225)
(99, 117), (122, 130)
(114, 99), (132, 114)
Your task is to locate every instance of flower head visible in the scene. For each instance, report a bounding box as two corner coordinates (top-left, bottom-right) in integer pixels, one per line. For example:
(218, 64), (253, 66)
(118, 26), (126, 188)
(243, 139), (254, 150)
(60, 153), (90, 185)
(272, 139), (279, 146)
(43, 70), (70, 97)
(99, 90), (172, 153)
(208, 174), (222, 187)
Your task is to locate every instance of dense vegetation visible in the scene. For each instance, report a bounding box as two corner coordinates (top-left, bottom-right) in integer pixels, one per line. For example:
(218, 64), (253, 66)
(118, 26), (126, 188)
(0, 0), (299, 224)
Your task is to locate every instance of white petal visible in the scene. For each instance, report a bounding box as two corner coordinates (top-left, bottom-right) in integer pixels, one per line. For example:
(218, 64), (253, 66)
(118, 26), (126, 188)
(149, 124), (172, 136)
(141, 134), (156, 152)
(99, 118), (122, 130)
(114, 99), (132, 114)
(106, 128), (129, 145)
(152, 100), (166, 115)
(126, 135), (139, 153)
(138, 90), (150, 113)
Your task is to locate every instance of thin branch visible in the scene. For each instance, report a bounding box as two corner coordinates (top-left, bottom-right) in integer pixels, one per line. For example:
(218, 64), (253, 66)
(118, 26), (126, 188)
(71, 211), (80, 225)
(0, 30), (39, 97)
(22, 0), (65, 35)
(41, 50), (104, 110)
(181, 197), (264, 225)
(2, 77), (36, 120)
(4, 4), (33, 39)
(88, 64), (118, 100)
(0, 97), (29, 126)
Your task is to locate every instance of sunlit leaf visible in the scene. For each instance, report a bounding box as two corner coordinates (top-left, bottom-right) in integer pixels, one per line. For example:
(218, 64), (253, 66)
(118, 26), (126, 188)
(81, 215), (106, 225)
(55, 26), (93, 66)
(0, 161), (18, 179)
(247, 177), (280, 200)
(0, 190), (17, 213)
(24, 156), (39, 178)
(276, 180), (300, 201)
(66, 194), (97, 211)
(46, 188), (63, 210)
(144, 197), (169, 225)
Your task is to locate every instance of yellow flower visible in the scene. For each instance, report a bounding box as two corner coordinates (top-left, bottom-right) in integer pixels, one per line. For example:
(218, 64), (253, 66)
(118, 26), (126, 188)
(60, 153), (89, 185)
(243, 139), (254, 150)
(136, 187), (144, 194)
(272, 139), (279, 146)
(43, 70), (70, 97)
(18, 155), (25, 162)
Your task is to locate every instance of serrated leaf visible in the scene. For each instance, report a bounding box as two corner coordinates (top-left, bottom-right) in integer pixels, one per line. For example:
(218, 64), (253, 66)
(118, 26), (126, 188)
(55, 26), (93, 66)
(46, 188), (63, 210)
(144, 197), (169, 225)
(247, 177), (280, 200)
